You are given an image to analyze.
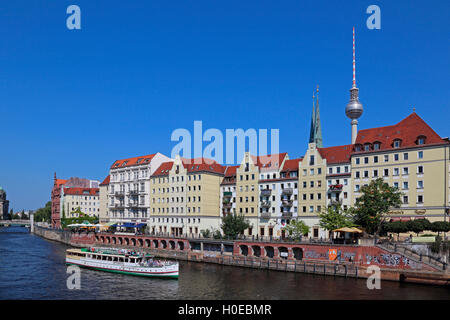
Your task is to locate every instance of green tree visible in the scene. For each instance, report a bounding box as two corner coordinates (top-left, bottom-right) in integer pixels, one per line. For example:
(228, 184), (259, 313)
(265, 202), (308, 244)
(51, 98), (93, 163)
(220, 213), (250, 239)
(430, 221), (450, 236)
(283, 219), (310, 240)
(384, 221), (409, 240)
(352, 178), (402, 235)
(318, 206), (355, 233)
(34, 201), (52, 223)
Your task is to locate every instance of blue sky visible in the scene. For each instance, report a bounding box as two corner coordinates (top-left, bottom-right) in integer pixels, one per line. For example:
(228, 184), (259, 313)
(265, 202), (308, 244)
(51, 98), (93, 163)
(0, 1), (449, 211)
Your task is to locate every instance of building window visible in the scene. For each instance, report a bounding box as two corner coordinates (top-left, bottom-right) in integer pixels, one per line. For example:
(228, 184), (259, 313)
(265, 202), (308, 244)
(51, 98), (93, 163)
(384, 154), (389, 162)
(355, 171), (360, 179)
(355, 158), (360, 165)
(403, 196), (408, 204)
(418, 151), (423, 159)
(384, 169), (389, 176)
(393, 140), (401, 148)
(404, 153), (409, 160)
(417, 180), (424, 189)
(417, 166), (424, 174)
(374, 156), (378, 163)
(394, 154), (399, 161)
(417, 195), (424, 204)
(403, 182), (408, 190)
(364, 157), (369, 164)
(403, 167), (409, 175)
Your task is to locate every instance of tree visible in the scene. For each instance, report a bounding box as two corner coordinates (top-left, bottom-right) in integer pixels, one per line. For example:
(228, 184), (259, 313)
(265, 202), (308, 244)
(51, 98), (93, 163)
(383, 221), (409, 240)
(220, 213), (250, 239)
(318, 206), (355, 233)
(283, 219), (310, 240)
(430, 221), (450, 236)
(352, 178), (402, 235)
(34, 201), (52, 223)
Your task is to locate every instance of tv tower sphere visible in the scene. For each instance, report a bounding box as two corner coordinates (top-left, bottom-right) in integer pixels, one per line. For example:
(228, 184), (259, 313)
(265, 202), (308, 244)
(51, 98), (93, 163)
(345, 88), (363, 120)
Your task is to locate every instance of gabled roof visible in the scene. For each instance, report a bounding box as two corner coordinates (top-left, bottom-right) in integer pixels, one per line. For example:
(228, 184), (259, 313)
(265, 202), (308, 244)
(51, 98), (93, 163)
(223, 165), (239, 177)
(354, 112), (447, 152)
(182, 158), (226, 175)
(151, 162), (174, 177)
(250, 153), (288, 170)
(64, 188), (99, 196)
(318, 145), (353, 164)
(281, 158), (302, 172)
(100, 175), (110, 186)
(110, 154), (156, 169)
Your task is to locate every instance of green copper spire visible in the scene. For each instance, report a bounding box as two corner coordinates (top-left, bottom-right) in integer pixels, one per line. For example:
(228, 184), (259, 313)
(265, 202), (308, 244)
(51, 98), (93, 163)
(309, 86), (323, 147)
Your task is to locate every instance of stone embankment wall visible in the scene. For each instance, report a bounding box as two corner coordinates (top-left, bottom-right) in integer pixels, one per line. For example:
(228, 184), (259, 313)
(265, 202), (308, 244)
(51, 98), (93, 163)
(33, 226), (449, 285)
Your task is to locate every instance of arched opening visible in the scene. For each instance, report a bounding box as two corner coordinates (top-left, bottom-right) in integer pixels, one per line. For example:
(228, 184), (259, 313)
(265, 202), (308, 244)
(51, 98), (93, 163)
(161, 240), (167, 249)
(153, 240), (159, 248)
(95, 236), (100, 242)
(112, 237), (117, 245)
(124, 238), (130, 246)
(169, 240), (176, 250)
(138, 239), (143, 247)
(106, 237), (111, 244)
(131, 238), (136, 246)
(252, 246), (261, 257)
(178, 241), (184, 251)
(145, 239), (151, 248)
(118, 237), (123, 245)
(240, 245), (248, 256)
(265, 246), (274, 258)
(278, 247), (288, 259)
(292, 247), (303, 260)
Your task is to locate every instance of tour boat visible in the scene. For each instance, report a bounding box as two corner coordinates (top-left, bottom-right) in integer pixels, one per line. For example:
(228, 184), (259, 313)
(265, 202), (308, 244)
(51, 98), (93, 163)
(65, 247), (179, 279)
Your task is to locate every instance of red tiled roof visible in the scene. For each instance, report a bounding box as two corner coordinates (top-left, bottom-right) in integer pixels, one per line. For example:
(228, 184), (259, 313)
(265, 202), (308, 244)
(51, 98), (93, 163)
(110, 154), (156, 169)
(223, 165), (239, 177)
(318, 145), (353, 164)
(281, 158), (302, 172)
(183, 158), (225, 175)
(354, 112), (447, 152)
(55, 179), (67, 187)
(151, 162), (174, 177)
(64, 188), (99, 196)
(250, 153), (288, 170)
(100, 175), (110, 186)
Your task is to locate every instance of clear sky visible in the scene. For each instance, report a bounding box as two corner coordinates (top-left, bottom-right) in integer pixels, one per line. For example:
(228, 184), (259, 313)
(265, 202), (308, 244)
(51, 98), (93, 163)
(0, 0), (449, 211)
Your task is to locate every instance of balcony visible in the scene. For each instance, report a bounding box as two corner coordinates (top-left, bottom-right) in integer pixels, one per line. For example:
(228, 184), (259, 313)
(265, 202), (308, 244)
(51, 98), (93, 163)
(261, 189), (272, 196)
(115, 203), (125, 209)
(329, 198), (343, 205)
(261, 200), (271, 208)
(222, 201), (232, 208)
(281, 212), (293, 218)
(328, 184), (343, 192)
(281, 188), (293, 196)
(115, 191), (125, 197)
(129, 189), (139, 195)
(281, 199), (293, 207)
(260, 211), (271, 219)
(223, 191), (232, 197)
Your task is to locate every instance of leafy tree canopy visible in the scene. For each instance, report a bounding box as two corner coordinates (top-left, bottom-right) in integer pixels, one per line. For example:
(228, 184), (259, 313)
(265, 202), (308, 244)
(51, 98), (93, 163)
(220, 213), (250, 239)
(352, 178), (402, 235)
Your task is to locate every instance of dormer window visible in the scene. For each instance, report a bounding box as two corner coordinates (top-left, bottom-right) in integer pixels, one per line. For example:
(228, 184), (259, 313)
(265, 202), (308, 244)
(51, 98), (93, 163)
(393, 139), (402, 148)
(364, 144), (371, 151)
(354, 144), (362, 152)
(373, 142), (381, 150)
(416, 136), (426, 145)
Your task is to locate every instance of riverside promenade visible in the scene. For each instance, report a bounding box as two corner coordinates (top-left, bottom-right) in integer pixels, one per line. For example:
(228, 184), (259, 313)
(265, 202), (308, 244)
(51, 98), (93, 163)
(33, 225), (450, 285)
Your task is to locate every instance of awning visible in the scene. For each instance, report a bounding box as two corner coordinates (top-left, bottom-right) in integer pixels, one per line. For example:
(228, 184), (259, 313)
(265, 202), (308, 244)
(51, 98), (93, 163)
(135, 223), (146, 228)
(121, 222), (136, 228)
(333, 227), (363, 233)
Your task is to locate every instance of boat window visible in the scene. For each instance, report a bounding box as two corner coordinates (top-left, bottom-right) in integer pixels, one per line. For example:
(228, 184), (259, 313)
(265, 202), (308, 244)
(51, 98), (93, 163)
(119, 257), (124, 262)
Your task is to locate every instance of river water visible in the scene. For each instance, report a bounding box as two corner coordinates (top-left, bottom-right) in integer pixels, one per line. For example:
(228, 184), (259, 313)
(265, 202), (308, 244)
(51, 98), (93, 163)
(0, 227), (448, 300)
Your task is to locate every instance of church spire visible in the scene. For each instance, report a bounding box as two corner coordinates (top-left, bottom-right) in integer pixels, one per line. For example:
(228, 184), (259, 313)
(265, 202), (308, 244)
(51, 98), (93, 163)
(314, 85), (323, 148)
(309, 85), (323, 147)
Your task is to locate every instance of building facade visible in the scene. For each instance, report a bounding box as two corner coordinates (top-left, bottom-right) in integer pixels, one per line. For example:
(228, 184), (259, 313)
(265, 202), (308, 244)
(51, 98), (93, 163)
(0, 187), (10, 220)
